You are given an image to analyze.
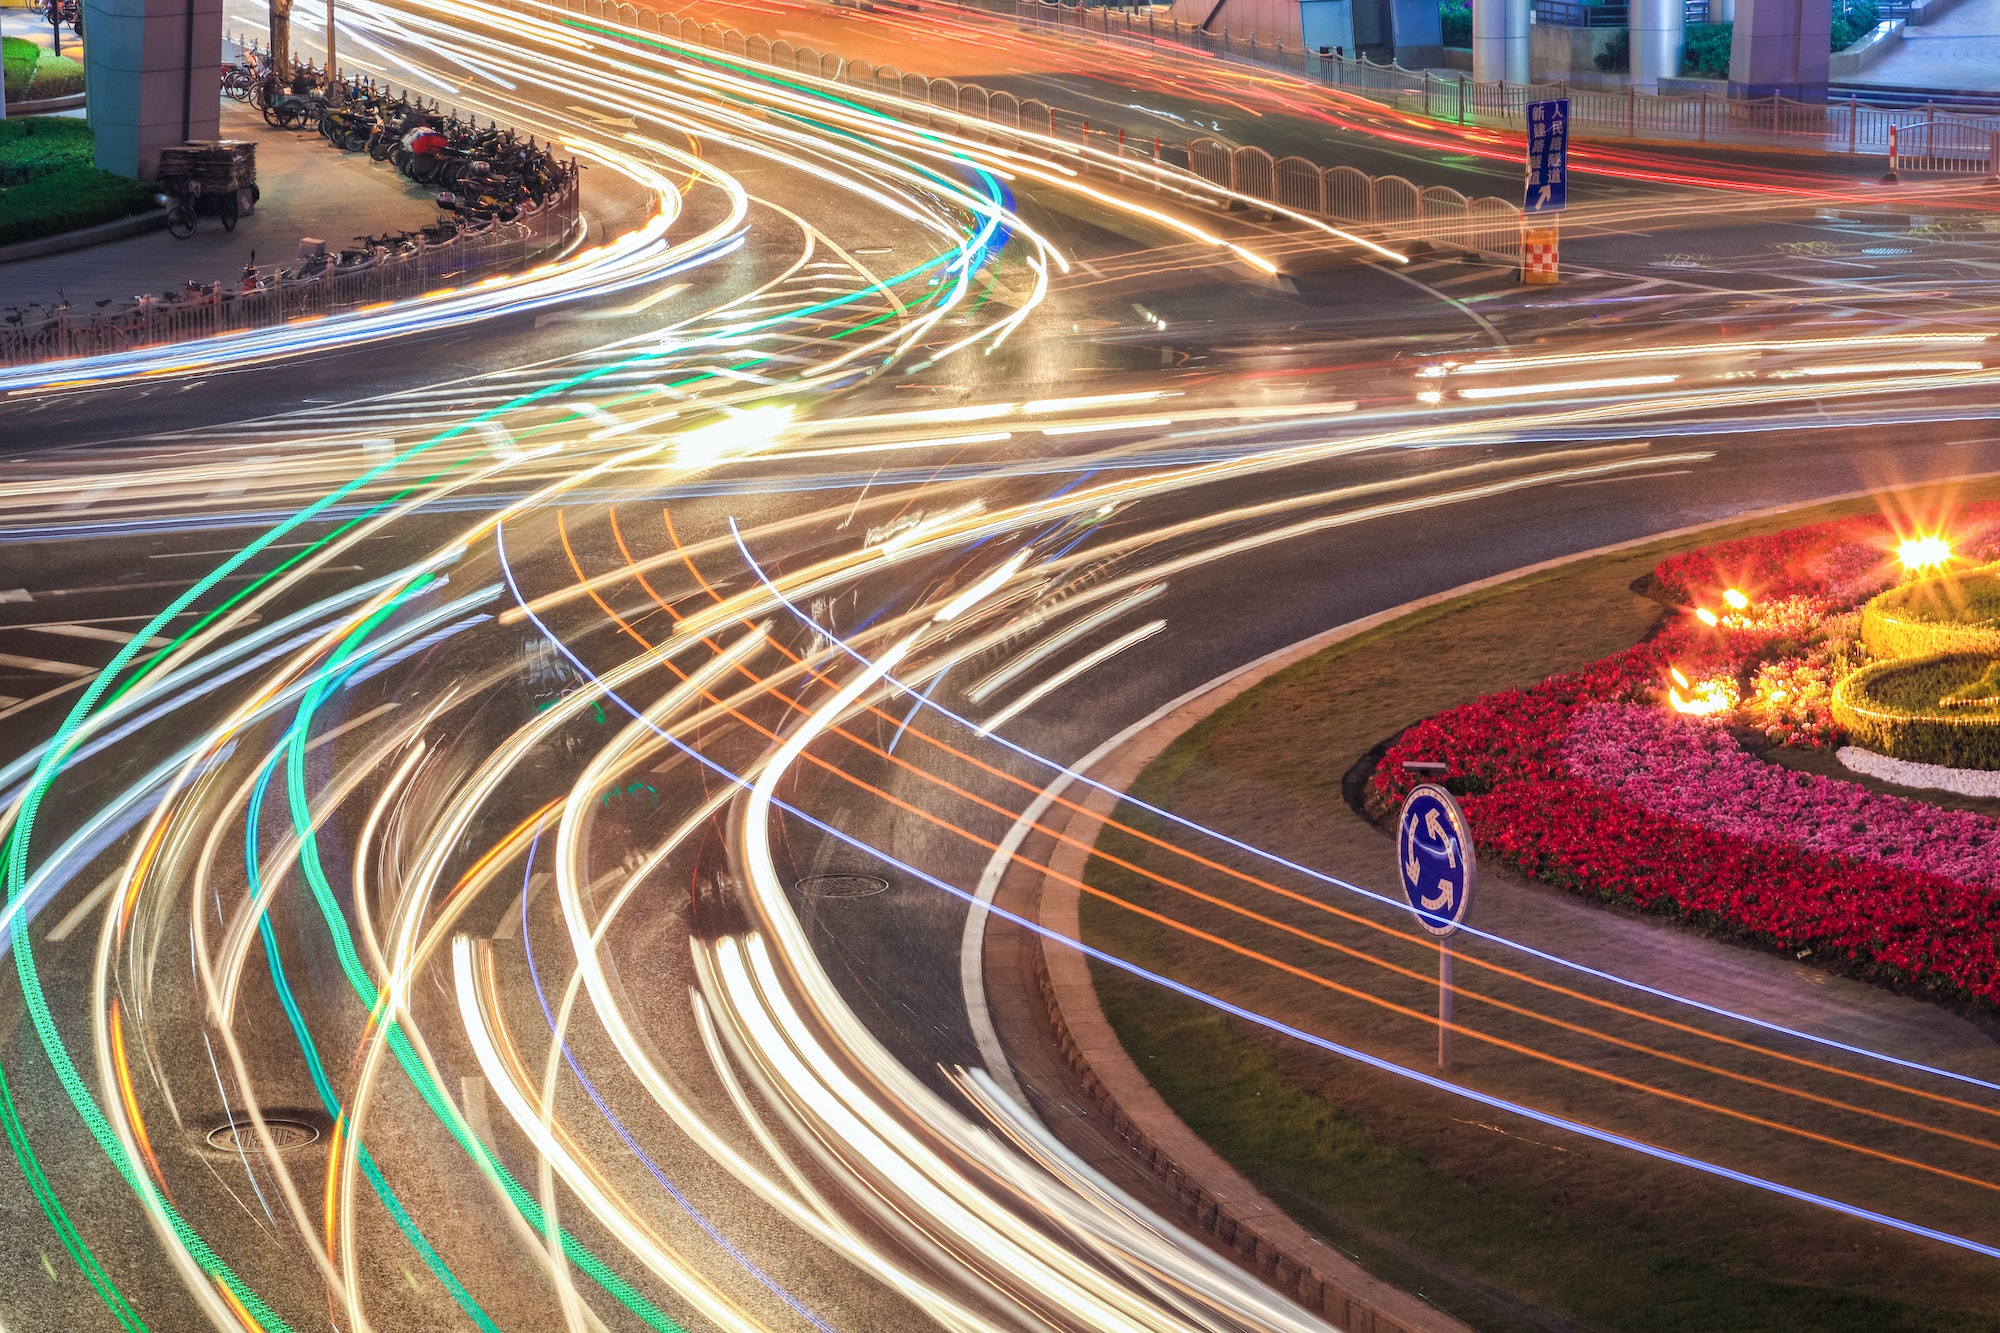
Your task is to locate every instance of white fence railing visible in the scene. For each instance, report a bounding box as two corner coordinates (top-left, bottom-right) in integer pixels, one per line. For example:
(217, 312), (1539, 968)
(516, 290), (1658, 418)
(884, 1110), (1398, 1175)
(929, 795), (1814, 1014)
(1010, 0), (2000, 171)
(0, 191), (578, 366)
(541, 0), (1529, 262)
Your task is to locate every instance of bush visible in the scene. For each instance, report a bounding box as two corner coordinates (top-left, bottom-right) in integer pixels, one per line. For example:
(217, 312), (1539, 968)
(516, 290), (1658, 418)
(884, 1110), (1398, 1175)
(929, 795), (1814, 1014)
(1860, 570), (2000, 659)
(27, 52), (83, 99)
(0, 120), (156, 247)
(0, 163), (156, 246)
(0, 115), (95, 187)
(1830, 0), (1880, 50)
(1594, 27), (1628, 72)
(3, 34), (36, 100)
(1440, 0), (1471, 47)
(1834, 652), (2000, 769)
(1680, 21), (1732, 76)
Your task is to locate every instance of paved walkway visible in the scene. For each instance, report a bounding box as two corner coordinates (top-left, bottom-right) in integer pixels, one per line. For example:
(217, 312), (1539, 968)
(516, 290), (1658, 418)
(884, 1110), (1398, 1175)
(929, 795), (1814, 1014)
(1852, 0), (2000, 94)
(1, 100), (442, 309)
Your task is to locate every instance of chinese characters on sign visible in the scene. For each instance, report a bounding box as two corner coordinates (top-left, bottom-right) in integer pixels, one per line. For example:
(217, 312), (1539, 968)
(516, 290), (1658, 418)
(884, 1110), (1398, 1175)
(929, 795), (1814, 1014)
(1523, 97), (1569, 214)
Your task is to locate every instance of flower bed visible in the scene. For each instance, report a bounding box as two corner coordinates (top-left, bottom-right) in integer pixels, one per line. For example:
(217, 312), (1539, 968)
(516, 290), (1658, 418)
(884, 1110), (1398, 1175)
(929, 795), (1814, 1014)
(1368, 505), (2000, 1005)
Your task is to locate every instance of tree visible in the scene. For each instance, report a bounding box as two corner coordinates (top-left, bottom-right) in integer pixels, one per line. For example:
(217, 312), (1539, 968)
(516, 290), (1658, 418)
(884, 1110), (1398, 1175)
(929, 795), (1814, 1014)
(269, 0), (292, 71)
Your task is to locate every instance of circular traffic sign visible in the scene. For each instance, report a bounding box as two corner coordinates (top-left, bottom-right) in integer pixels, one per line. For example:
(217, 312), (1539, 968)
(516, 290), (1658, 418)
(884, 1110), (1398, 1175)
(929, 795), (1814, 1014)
(1396, 783), (1476, 937)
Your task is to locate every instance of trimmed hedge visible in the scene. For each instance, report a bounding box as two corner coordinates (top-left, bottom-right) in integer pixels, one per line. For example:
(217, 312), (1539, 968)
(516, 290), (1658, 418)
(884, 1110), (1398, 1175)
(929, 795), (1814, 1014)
(0, 120), (157, 247)
(1833, 652), (2000, 769)
(2, 35), (35, 100)
(0, 114), (94, 185)
(25, 52), (83, 99)
(1860, 569), (2000, 659)
(3, 37), (85, 101)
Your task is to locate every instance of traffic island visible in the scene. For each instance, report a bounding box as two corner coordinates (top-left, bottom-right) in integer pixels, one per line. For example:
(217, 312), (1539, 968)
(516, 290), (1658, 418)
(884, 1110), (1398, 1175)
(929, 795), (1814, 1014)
(1022, 478), (2000, 1332)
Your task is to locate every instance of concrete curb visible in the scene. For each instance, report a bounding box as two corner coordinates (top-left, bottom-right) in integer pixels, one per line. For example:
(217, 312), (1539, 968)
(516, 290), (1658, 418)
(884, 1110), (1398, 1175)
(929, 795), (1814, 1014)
(7, 92), (85, 115)
(1029, 729), (1473, 1333)
(0, 208), (168, 263)
(1013, 473), (2000, 1333)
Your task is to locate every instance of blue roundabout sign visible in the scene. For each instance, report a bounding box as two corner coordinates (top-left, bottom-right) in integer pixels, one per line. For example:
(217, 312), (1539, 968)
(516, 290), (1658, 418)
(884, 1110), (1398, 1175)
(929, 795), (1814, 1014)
(1396, 783), (1476, 938)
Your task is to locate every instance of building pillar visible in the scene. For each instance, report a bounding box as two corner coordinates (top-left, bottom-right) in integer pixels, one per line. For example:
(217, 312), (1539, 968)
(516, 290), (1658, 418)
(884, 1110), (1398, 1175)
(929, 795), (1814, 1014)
(1630, 0), (1685, 90)
(1473, 0), (1529, 81)
(83, 0), (223, 178)
(1729, 0), (1829, 98)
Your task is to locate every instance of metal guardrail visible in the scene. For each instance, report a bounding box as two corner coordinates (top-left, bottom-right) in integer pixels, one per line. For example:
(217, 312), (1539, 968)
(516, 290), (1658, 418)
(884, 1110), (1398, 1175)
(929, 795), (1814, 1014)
(547, 0), (1528, 262)
(1011, 0), (2000, 169)
(0, 75), (582, 367)
(0, 195), (578, 366)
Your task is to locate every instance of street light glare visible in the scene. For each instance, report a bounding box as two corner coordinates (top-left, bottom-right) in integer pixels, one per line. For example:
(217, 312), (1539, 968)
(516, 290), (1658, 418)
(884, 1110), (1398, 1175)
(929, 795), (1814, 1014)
(1897, 534), (1953, 572)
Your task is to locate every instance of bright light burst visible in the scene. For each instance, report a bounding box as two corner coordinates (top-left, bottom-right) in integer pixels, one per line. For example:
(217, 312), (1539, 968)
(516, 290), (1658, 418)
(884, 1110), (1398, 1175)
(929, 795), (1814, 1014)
(1897, 534), (1953, 573)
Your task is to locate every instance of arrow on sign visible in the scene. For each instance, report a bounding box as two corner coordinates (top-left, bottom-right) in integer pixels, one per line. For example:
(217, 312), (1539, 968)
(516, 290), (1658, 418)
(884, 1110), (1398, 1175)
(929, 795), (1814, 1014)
(1535, 185), (1553, 208)
(1421, 877), (1453, 910)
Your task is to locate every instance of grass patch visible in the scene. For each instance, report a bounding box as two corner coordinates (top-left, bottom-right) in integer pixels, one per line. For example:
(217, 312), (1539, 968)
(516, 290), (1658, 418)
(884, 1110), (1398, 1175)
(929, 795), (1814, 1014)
(1079, 479), (2000, 1332)
(0, 118), (156, 247)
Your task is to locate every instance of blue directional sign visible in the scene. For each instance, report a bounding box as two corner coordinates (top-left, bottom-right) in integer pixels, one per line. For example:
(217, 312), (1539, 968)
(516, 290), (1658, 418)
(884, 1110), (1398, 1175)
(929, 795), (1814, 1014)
(1523, 97), (1569, 215)
(1396, 784), (1477, 937)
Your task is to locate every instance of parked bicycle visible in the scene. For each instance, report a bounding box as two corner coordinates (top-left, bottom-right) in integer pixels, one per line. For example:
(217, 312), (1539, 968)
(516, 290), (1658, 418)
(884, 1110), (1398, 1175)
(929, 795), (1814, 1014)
(161, 178), (244, 238)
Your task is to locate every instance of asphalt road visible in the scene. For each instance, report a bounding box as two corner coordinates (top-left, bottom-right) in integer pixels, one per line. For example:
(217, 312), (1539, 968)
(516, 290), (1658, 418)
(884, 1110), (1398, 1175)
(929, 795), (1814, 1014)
(4, 2), (2000, 1330)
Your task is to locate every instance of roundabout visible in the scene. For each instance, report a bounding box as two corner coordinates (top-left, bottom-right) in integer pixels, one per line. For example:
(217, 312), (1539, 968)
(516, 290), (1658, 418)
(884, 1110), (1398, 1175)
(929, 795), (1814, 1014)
(1045, 482), (2000, 1331)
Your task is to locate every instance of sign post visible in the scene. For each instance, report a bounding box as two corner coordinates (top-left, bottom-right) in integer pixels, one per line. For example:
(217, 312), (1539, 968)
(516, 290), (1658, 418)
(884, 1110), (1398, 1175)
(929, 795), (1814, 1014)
(1521, 97), (1568, 285)
(1396, 781), (1477, 1070)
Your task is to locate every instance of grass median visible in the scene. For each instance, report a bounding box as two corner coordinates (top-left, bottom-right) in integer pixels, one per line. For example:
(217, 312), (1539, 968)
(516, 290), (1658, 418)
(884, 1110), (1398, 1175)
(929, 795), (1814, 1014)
(1080, 479), (2000, 1333)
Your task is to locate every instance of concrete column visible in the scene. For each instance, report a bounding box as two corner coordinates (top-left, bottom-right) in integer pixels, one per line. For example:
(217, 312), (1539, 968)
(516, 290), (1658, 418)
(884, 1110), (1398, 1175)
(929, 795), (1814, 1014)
(82, 0), (223, 178)
(1630, 0), (1685, 90)
(1473, 0), (1528, 81)
(1728, 0), (1830, 98)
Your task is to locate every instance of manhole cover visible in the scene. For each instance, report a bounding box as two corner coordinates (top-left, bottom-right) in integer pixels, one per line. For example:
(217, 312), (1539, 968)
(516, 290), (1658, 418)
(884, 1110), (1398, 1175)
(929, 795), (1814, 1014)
(206, 1118), (320, 1154)
(798, 875), (889, 899)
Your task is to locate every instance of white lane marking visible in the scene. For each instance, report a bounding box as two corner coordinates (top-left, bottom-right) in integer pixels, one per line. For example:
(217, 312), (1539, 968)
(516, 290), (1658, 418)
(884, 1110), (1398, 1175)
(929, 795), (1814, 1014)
(978, 620), (1166, 736)
(967, 585), (1166, 703)
(1557, 468), (1696, 488)
(0, 652), (97, 677)
(24, 625), (172, 648)
(45, 869), (122, 943)
(0, 589), (31, 604)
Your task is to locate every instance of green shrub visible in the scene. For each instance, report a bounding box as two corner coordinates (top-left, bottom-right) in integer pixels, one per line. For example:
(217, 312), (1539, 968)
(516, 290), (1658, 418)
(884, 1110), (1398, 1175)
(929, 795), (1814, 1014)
(1440, 0), (1471, 47)
(0, 116), (95, 187)
(26, 52), (83, 99)
(1833, 652), (2000, 769)
(0, 162), (157, 247)
(3, 34), (36, 100)
(1860, 569), (2000, 659)
(1680, 21), (1732, 76)
(1830, 0), (1880, 50)
(1594, 27), (1629, 72)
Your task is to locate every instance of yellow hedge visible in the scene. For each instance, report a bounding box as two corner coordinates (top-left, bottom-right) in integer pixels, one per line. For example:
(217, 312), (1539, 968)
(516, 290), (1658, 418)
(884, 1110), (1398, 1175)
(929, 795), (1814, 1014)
(1832, 651), (2000, 770)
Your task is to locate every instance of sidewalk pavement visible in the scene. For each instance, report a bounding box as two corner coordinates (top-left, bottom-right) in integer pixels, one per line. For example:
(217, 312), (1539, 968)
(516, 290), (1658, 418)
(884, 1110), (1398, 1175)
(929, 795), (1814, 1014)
(0, 100), (443, 309)
(1851, 0), (2000, 94)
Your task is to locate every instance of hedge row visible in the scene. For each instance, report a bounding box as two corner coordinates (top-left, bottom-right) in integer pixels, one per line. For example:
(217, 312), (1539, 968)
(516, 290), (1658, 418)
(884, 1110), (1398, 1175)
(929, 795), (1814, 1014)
(1834, 652), (2000, 770)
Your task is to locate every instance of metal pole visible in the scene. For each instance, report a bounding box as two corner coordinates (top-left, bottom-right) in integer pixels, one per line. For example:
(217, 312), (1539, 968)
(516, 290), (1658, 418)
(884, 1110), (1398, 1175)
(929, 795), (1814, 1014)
(1438, 943), (1454, 1070)
(327, 0), (336, 92)
(181, 0), (195, 142)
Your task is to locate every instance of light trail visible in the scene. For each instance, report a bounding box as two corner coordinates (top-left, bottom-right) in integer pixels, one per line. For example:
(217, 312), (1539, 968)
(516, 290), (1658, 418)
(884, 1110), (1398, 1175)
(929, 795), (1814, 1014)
(7, 0), (2000, 1324)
